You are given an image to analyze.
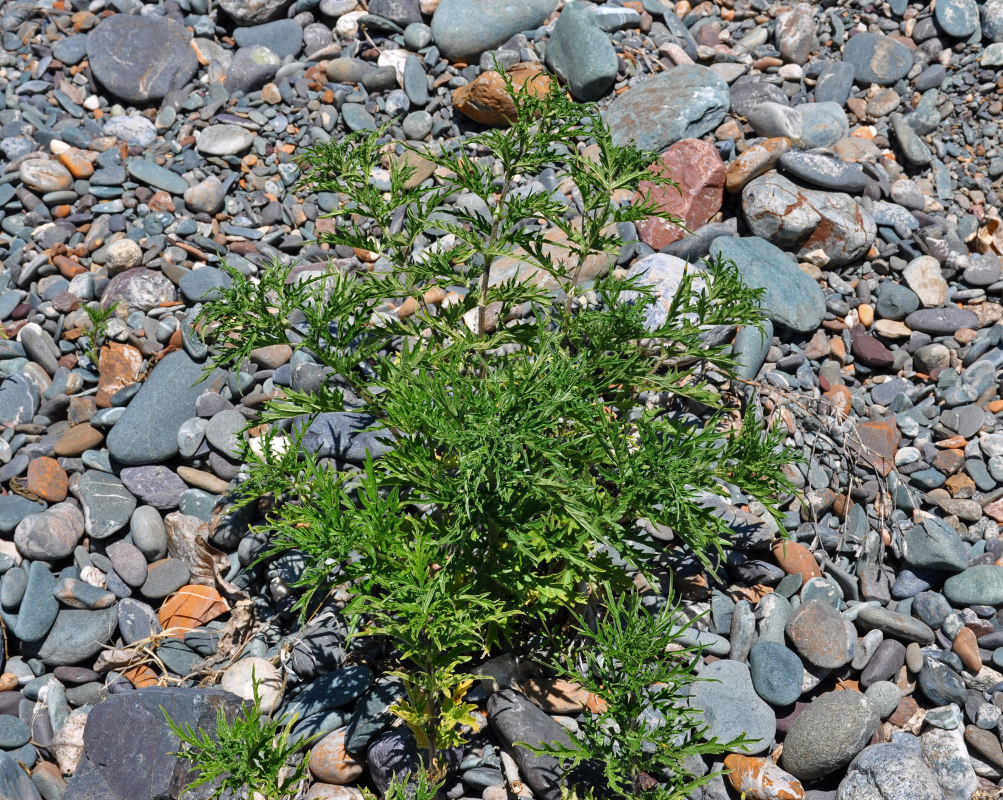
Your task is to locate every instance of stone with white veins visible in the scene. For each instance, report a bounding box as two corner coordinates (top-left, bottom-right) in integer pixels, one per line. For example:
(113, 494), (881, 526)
(71, 471), (137, 540)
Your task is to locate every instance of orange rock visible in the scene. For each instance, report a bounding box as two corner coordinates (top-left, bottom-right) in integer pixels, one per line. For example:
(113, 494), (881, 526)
(771, 540), (822, 581)
(53, 423), (104, 456)
(158, 584), (229, 637)
(0, 674), (18, 692)
(122, 664), (159, 688)
(26, 456), (68, 503)
(57, 147), (94, 179)
(452, 63), (558, 126)
(309, 729), (365, 784)
(96, 343), (143, 408)
(724, 754), (805, 800)
(953, 626), (982, 673)
(823, 384), (852, 418)
(53, 254), (86, 278)
(851, 417), (901, 477)
(857, 303), (874, 327)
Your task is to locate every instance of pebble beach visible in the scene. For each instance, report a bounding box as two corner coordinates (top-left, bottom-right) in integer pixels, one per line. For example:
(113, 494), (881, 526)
(5, 0), (1003, 798)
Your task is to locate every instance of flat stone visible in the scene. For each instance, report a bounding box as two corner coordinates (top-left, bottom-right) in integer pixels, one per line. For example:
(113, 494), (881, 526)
(944, 565), (1003, 606)
(285, 666), (375, 721)
(14, 502), (83, 561)
(72, 472), (136, 540)
(856, 607), (934, 643)
(195, 125), (254, 156)
(904, 307), (979, 336)
(126, 160), (188, 195)
(12, 562), (58, 644)
(779, 151), (867, 193)
(843, 32), (913, 85)
(786, 599), (849, 669)
(28, 606), (119, 666)
(141, 559), (192, 601)
(689, 659), (776, 754)
(61, 687), (244, 800)
(903, 517), (968, 573)
(605, 65), (730, 152)
(430, 0), (558, 61)
(748, 641), (803, 706)
(107, 351), (225, 466)
(634, 139), (726, 250)
(87, 14), (197, 103)
(233, 18), (303, 58)
(708, 236), (826, 332)
(120, 466), (187, 511)
(19, 159), (73, 193)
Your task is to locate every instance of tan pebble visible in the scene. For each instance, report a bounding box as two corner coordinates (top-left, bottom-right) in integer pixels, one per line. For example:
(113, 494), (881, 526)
(857, 303), (874, 327)
(0, 674), (19, 692)
(953, 626), (982, 673)
(309, 729), (364, 784)
(771, 540), (822, 581)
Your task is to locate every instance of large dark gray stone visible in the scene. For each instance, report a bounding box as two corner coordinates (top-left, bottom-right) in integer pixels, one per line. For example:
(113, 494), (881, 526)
(545, 1), (617, 102)
(107, 352), (226, 466)
(62, 687), (245, 800)
(87, 15), (198, 104)
(488, 688), (573, 800)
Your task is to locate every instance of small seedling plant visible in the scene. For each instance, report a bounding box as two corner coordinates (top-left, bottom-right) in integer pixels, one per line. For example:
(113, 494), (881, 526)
(197, 74), (796, 790)
(162, 677), (319, 800)
(531, 587), (750, 800)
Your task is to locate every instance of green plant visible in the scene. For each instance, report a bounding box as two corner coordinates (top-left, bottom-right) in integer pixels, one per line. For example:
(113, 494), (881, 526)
(82, 302), (117, 369)
(363, 768), (444, 800)
(197, 75), (796, 784)
(162, 674), (319, 800)
(529, 587), (747, 800)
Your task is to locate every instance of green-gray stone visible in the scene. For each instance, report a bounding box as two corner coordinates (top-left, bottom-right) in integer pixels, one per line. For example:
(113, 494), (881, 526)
(944, 565), (1003, 606)
(709, 236), (826, 333)
(126, 159), (189, 195)
(545, 1), (617, 102)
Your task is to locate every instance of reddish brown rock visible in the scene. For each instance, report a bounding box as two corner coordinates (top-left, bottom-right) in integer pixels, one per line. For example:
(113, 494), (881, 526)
(26, 456), (69, 503)
(96, 343), (144, 408)
(309, 729), (364, 784)
(158, 584), (229, 637)
(54, 424), (104, 456)
(452, 64), (558, 126)
(724, 754), (805, 800)
(823, 384), (853, 418)
(851, 417), (901, 477)
(772, 540), (822, 581)
(850, 328), (895, 369)
(633, 139), (726, 249)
